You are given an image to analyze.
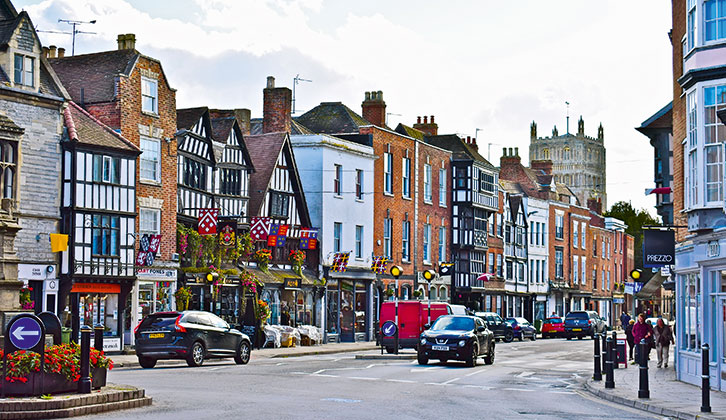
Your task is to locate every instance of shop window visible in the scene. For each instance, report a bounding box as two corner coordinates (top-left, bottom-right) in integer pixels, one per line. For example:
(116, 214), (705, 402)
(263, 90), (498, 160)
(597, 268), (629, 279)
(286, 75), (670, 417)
(79, 294), (118, 338)
(326, 282), (338, 334)
(681, 273), (701, 352)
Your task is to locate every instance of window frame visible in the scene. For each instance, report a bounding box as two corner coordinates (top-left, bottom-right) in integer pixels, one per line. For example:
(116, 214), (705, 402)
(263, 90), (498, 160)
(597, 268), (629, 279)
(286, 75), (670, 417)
(402, 157), (411, 198)
(355, 225), (363, 259)
(383, 217), (392, 259)
(269, 192), (290, 219)
(141, 76), (159, 114)
(91, 214), (120, 257)
(423, 223), (431, 263)
(401, 220), (410, 262)
(139, 208), (161, 235)
(140, 137), (161, 182)
(424, 163), (432, 203)
(383, 152), (393, 195)
(355, 169), (363, 200)
(13, 54), (34, 87)
(333, 222), (342, 253)
(438, 167), (446, 206)
(334, 164), (342, 196)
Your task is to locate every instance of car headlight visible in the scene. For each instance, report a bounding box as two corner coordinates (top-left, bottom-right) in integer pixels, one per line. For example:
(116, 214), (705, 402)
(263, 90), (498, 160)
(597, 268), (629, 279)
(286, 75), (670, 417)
(458, 340), (466, 347)
(420, 338), (427, 345)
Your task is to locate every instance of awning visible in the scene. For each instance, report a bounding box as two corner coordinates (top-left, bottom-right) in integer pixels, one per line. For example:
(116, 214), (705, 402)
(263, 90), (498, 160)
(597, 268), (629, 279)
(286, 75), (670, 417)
(636, 271), (667, 298)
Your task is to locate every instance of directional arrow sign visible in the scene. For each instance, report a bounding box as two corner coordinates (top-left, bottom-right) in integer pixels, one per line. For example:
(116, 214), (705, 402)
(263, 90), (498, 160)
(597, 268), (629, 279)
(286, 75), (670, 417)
(8, 316), (43, 350)
(381, 320), (397, 337)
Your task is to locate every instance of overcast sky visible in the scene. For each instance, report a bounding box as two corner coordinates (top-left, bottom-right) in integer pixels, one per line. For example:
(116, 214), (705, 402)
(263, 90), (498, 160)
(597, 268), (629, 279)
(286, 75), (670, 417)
(16, 0), (673, 215)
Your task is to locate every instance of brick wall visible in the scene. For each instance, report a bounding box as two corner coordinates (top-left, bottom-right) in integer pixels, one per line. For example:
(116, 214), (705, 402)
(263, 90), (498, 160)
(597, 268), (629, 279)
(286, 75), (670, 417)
(417, 144), (451, 268)
(672, 0), (686, 241)
(263, 80), (291, 134)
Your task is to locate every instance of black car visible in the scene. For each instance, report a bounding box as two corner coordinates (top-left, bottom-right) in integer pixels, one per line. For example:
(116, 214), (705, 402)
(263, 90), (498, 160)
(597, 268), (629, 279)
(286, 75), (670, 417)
(474, 311), (514, 343)
(564, 311), (606, 339)
(135, 311), (252, 368)
(417, 315), (495, 367)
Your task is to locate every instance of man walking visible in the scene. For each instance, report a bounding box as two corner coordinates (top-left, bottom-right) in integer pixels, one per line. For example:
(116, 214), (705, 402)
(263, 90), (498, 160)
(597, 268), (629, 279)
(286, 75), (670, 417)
(619, 311), (631, 329)
(625, 319), (635, 360)
(654, 318), (675, 368)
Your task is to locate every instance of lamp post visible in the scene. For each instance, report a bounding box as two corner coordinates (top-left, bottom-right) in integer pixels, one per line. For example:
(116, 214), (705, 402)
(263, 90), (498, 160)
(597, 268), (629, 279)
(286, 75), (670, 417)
(423, 270), (436, 326)
(391, 265), (403, 355)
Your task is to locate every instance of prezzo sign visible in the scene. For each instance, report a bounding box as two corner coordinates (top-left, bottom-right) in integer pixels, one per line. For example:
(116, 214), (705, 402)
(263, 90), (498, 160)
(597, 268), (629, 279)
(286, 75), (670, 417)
(643, 230), (675, 268)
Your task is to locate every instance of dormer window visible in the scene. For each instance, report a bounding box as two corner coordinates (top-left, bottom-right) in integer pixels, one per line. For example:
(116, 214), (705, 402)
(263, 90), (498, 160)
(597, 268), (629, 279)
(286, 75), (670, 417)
(13, 54), (33, 87)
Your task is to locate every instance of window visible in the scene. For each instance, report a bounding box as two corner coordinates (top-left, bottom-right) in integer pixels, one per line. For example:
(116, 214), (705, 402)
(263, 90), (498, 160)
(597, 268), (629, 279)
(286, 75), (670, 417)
(601, 271), (605, 290)
(423, 223), (431, 263)
(535, 260), (540, 283)
(488, 252), (495, 274)
(141, 77), (158, 114)
(681, 273), (701, 352)
(182, 158), (206, 189)
(13, 54), (33, 87)
(506, 261), (513, 280)
(480, 171), (495, 193)
(91, 215), (120, 257)
(140, 137), (161, 182)
(581, 225), (586, 249)
(383, 152), (393, 195)
(139, 208), (160, 235)
(688, 0), (696, 50)
(496, 254), (503, 277)
(334, 164), (342, 196)
(705, 85), (726, 203)
(555, 248), (563, 279)
(705, 0), (726, 42)
(270, 192), (290, 218)
(593, 237), (598, 256)
(607, 270), (611, 290)
(355, 169), (363, 200)
(593, 267), (598, 289)
(220, 168), (241, 195)
(529, 260), (534, 284)
(602, 238), (605, 257)
(355, 225), (363, 259)
(401, 220), (410, 261)
(439, 168), (446, 206)
(581, 257), (587, 287)
(573, 256), (579, 284)
(424, 164), (432, 202)
(333, 222), (342, 253)
(555, 214), (564, 239)
(402, 157), (411, 198)
(607, 238), (611, 258)
(573, 222), (579, 248)
(0, 141), (16, 199)
(438, 225), (446, 263)
(497, 214), (503, 237)
(530, 223), (535, 245)
(92, 155), (120, 184)
(383, 217), (392, 259)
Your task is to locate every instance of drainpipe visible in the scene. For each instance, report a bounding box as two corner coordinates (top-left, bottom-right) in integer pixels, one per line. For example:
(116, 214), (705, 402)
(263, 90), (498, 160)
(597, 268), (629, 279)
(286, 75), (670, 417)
(413, 142), (420, 292)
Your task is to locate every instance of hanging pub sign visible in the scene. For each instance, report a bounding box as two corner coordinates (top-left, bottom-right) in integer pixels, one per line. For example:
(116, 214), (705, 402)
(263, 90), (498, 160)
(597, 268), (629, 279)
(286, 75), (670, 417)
(218, 220), (237, 247)
(643, 229), (675, 268)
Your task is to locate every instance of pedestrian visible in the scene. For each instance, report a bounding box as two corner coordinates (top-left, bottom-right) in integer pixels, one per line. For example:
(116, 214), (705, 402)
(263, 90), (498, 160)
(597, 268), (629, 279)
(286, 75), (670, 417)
(631, 313), (653, 364)
(619, 311), (631, 329)
(654, 318), (675, 368)
(550, 311), (557, 318)
(625, 319), (635, 360)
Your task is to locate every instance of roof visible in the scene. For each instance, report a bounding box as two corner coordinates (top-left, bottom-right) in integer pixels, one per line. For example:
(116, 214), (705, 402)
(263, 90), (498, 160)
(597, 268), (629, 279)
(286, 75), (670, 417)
(49, 49), (139, 104)
(249, 117), (314, 136)
(0, 112), (23, 134)
(295, 102), (370, 135)
(177, 107), (208, 131)
(210, 116), (235, 143)
(245, 132), (289, 216)
(63, 101), (140, 153)
(0, 13), (20, 47)
(424, 134), (495, 169)
(394, 124), (425, 141)
(636, 102), (672, 134)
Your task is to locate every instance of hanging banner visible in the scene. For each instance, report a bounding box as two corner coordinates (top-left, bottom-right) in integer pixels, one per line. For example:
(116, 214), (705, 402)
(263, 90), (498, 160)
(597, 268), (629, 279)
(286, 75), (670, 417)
(267, 224), (289, 247)
(371, 256), (389, 274)
(219, 221), (237, 247)
(198, 208), (219, 235)
(299, 228), (318, 250)
(331, 252), (350, 273)
(250, 217), (271, 241)
(643, 229), (675, 268)
(136, 234), (162, 267)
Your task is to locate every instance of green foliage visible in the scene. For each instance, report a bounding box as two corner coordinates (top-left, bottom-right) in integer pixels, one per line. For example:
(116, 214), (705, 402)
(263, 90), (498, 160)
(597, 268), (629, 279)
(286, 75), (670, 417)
(603, 201), (660, 269)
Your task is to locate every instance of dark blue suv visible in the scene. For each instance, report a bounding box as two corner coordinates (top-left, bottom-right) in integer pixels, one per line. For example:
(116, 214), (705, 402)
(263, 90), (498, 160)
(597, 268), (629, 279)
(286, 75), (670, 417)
(564, 311), (606, 339)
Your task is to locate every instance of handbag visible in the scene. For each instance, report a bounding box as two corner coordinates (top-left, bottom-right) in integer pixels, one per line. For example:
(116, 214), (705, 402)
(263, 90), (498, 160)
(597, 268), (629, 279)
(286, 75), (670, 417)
(646, 334), (655, 350)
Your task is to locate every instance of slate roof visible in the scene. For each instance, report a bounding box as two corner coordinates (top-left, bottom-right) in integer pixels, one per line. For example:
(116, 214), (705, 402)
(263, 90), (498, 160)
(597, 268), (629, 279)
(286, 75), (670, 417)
(64, 101), (139, 153)
(423, 134), (496, 169)
(295, 102), (371, 135)
(394, 124), (425, 141)
(177, 107), (208, 131)
(636, 102), (672, 134)
(0, 13), (20, 47)
(210, 116), (235, 143)
(0, 112), (22, 134)
(49, 49), (140, 104)
(245, 132), (289, 216)
(249, 117), (314, 135)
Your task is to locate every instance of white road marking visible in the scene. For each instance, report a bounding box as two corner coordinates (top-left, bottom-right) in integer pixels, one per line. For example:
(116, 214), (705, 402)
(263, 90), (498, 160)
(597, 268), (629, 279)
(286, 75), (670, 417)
(502, 388), (535, 392)
(312, 374), (338, 378)
(313, 369), (326, 374)
(465, 368), (488, 377)
(548, 391), (575, 395)
(386, 379), (417, 384)
(463, 385), (492, 390)
(348, 376), (378, 381)
(275, 362), (286, 366)
(517, 371), (535, 377)
(442, 377), (460, 385)
(425, 382), (452, 386)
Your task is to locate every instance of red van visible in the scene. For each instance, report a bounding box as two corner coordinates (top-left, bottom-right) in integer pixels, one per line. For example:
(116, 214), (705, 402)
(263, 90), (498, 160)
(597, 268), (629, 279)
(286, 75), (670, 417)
(380, 301), (451, 352)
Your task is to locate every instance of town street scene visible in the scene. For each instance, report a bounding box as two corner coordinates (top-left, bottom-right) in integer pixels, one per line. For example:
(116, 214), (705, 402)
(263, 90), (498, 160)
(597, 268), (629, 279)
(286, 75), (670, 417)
(0, 0), (719, 419)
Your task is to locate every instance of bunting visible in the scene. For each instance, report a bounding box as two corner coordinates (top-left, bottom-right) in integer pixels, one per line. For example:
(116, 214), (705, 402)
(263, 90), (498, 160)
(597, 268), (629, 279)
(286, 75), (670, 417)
(371, 256), (389, 274)
(267, 224), (289, 247)
(331, 252), (350, 273)
(250, 217), (271, 241)
(299, 228), (318, 250)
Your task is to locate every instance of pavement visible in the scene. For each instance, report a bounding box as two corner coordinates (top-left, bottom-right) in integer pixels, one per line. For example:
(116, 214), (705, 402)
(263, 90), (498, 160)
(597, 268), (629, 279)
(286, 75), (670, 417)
(585, 333), (726, 420)
(110, 341), (379, 368)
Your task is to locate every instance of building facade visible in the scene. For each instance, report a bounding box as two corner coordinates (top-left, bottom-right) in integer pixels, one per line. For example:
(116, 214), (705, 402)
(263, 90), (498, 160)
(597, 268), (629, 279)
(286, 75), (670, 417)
(637, 103), (674, 225)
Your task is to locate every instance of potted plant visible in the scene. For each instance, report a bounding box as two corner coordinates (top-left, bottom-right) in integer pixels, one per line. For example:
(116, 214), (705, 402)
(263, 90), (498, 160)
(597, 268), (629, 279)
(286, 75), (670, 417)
(254, 249), (273, 272)
(174, 287), (192, 311)
(19, 286), (34, 310)
(413, 290), (422, 299)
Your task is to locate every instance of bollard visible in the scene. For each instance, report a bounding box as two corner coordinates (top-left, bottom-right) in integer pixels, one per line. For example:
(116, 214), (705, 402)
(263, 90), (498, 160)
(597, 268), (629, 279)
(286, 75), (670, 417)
(638, 339), (649, 398)
(78, 325), (92, 394)
(593, 332), (602, 381)
(702, 343), (711, 413)
(605, 336), (614, 388)
(611, 331), (618, 370)
(94, 324), (104, 353)
(601, 333), (607, 372)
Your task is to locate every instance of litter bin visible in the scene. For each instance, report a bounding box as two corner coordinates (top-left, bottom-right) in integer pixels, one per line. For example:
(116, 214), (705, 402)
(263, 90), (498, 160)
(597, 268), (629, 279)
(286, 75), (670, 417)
(61, 327), (71, 344)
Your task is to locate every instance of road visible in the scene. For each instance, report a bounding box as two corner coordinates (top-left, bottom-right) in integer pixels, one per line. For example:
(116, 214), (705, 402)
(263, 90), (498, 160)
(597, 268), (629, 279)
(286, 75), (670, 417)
(80, 338), (659, 420)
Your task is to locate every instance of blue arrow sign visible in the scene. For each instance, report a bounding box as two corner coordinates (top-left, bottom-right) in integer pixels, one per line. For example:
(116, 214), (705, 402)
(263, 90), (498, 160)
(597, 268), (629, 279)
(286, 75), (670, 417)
(381, 321), (397, 337)
(8, 316), (42, 350)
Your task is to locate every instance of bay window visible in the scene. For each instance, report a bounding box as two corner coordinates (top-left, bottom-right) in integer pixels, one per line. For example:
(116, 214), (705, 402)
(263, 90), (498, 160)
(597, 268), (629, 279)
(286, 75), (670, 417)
(705, 0), (726, 42)
(704, 85), (726, 203)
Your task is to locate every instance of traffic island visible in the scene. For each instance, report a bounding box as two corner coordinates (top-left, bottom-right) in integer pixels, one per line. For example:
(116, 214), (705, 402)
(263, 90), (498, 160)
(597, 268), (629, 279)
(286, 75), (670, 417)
(0, 384), (152, 419)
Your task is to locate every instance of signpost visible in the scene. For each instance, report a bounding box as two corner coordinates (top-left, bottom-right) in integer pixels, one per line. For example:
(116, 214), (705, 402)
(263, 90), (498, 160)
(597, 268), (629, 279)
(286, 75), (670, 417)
(643, 229), (675, 268)
(381, 321), (397, 337)
(2, 314), (46, 397)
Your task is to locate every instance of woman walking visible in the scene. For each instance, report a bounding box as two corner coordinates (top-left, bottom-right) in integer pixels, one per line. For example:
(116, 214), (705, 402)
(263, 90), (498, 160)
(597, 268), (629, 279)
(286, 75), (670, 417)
(625, 319), (635, 360)
(654, 318), (675, 368)
(631, 313), (653, 364)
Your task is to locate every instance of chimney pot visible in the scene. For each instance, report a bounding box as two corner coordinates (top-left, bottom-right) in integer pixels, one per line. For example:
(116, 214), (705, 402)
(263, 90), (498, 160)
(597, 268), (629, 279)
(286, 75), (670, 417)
(377, 90), (383, 100)
(423, 116), (428, 124)
(266, 76), (275, 89)
(502, 147), (507, 156)
(430, 115), (435, 123)
(417, 116), (421, 124)
(365, 91), (371, 101)
(117, 34), (124, 50)
(57, 47), (65, 57)
(126, 33), (136, 49)
(42, 46), (49, 58)
(48, 45), (57, 58)
(514, 147), (519, 156)
(508, 147), (513, 156)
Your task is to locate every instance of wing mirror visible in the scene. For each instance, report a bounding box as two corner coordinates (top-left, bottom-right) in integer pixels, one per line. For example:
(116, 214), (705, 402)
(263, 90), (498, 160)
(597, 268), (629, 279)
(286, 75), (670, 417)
(477, 326), (486, 333)
(424, 323), (431, 330)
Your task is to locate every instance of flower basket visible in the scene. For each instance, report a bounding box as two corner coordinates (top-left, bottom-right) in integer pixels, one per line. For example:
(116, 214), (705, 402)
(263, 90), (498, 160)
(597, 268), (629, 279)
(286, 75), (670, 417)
(254, 249), (272, 272)
(174, 287), (192, 311)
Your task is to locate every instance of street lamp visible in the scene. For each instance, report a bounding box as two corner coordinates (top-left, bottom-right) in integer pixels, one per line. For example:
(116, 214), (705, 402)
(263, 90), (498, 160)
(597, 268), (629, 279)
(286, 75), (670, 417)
(422, 270), (436, 326)
(390, 266), (402, 355)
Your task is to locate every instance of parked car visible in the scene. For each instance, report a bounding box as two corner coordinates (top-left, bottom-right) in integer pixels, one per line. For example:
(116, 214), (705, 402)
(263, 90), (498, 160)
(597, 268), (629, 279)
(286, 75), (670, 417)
(449, 304), (470, 315)
(541, 317), (565, 338)
(564, 311), (606, 339)
(380, 301), (451, 353)
(417, 315), (495, 367)
(505, 317), (537, 341)
(474, 312), (515, 343)
(135, 311), (252, 368)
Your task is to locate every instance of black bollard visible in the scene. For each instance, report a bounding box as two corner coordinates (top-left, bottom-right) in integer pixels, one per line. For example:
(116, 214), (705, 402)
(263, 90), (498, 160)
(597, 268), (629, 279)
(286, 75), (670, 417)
(605, 336), (614, 388)
(601, 333), (607, 372)
(638, 339), (649, 398)
(78, 325), (92, 394)
(94, 324), (104, 353)
(702, 343), (711, 413)
(611, 331), (618, 370)
(593, 332), (602, 381)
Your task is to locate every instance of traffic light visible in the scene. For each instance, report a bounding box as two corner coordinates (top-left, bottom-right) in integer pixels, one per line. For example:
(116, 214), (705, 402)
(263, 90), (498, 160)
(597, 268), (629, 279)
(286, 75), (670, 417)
(390, 265), (403, 278)
(422, 270), (436, 281)
(206, 272), (219, 282)
(630, 269), (642, 281)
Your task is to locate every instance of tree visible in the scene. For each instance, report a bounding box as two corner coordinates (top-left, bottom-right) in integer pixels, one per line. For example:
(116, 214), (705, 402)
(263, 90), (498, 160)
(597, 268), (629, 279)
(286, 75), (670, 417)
(603, 201), (659, 270)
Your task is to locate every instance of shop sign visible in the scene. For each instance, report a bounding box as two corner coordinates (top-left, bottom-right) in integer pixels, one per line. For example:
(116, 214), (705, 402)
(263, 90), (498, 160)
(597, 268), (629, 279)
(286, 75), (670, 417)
(91, 337), (121, 352)
(624, 282), (643, 295)
(643, 230), (675, 268)
(137, 268), (177, 279)
(283, 278), (299, 289)
(71, 283), (121, 294)
(708, 240), (721, 258)
(613, 298), (625, 304)
(18, 264), (55, 280)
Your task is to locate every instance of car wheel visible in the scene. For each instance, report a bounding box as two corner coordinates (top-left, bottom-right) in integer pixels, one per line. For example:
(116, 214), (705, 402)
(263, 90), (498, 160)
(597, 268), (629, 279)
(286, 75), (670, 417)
(234, 340), (251, 365)
(187, 341), (206, 367)
(566, 336), (572, 340)
(530, 332), (536, 341)
(385, 347), (395, 354)
(578, 336), (583, 340)
(503, 330), (514, 343)
(517, 334), (523, 342)
(466, 344), (478, 367)
(484, 343), (495, 365)
(417, 351), (428, 365)
(138, 357), (156, 369)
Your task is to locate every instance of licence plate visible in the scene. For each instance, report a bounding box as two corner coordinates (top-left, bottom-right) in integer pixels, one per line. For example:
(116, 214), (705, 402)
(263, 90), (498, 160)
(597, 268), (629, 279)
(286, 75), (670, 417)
(149, 333), (165, 339)
(572, 328), (582, 332)
(432, 345), (449, 351)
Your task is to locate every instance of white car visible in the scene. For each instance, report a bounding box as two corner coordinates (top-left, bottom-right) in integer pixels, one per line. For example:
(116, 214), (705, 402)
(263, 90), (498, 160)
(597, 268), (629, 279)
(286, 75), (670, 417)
(449, 304), (470, 315)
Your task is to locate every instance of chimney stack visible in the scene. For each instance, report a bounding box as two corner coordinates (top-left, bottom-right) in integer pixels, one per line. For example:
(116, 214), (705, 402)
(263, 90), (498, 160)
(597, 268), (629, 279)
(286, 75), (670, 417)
(417, 116), (421, 124)
(514, 147), (518, 156)
(48, 45), (57, 58)
(531, 160), (553, 176)
(234, 108), (252, 135)
(587, 197), (602, 215)
(42, 46), (49, 58)
(117, 34), (136, 50)
(362, 90), (386, 127)
(57, 47), (65, 58)
(263, 76), (292, 134)
(412, 113), (438, 136)
(423, 116), (428, 124)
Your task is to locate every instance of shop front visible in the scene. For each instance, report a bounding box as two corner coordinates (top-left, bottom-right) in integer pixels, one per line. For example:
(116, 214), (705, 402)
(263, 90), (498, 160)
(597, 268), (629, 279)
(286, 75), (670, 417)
(130, 268), (178, 345)
(325, 269), (376, 343)
(70, 281), (130, 353)
(18, 264), (59, 314)
(254, 268), (324, 333)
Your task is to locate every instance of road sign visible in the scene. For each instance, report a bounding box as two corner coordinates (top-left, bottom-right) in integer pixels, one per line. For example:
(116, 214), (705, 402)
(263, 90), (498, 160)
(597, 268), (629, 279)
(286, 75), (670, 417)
(8, 316), (43, 350)
(381, 320), (397, 337)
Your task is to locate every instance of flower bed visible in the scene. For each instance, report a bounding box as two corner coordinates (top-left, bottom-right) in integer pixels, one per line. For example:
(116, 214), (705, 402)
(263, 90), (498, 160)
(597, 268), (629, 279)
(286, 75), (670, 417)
(0, 344), (112, 396)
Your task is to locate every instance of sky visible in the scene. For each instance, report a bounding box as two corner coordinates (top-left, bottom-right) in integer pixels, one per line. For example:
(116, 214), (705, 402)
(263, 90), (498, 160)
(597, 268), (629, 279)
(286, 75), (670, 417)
(15, 0), (673, 216)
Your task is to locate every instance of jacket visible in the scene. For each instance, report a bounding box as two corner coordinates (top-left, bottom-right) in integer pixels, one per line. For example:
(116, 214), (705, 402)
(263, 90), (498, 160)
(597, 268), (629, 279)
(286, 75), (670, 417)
(654, 324), (674, 346)
(632, 321), (653, 345)
(624, 323), (634, 342)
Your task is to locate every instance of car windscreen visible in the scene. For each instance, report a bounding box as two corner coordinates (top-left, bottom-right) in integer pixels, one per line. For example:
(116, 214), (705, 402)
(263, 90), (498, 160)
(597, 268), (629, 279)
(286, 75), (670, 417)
(566, 312), (588, 320)
(139, 314), (177, 330)
(545, 318), (562, 324)
(431, 317), (475, 331)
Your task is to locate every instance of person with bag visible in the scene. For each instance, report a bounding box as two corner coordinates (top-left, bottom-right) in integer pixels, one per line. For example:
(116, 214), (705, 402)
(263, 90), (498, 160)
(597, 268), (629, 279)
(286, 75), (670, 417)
(653, 318), (675, 368)
(631, 313), (653, 365)
(625, 319), (635, 360)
